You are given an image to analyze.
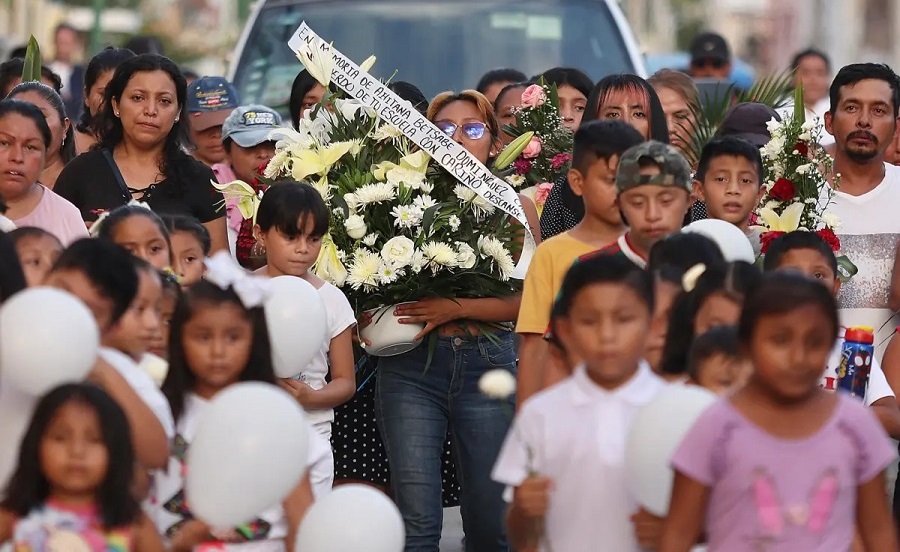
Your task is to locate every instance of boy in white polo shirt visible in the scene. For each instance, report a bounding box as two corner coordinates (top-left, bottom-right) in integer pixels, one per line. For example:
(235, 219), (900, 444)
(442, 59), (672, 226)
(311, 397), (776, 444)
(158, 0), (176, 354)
(493, 254), (668, 551)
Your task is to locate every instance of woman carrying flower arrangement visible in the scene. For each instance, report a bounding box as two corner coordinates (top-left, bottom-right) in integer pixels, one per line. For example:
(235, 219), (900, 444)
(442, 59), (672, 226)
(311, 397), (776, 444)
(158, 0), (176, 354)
(370, 90), (533, 551)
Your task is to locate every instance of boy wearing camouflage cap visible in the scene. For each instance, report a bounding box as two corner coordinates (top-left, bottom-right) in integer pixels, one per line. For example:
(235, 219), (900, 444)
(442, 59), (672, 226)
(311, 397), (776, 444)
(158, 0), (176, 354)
(590, 140), (694, 268)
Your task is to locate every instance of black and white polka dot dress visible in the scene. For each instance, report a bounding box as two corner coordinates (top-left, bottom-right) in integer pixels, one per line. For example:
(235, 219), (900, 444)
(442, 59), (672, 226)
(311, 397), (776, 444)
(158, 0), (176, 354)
(331, 355), (462, 506)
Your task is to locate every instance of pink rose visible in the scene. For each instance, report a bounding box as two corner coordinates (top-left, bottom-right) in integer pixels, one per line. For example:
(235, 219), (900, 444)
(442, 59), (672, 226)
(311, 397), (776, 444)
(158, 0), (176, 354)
(522, 136), (542, 159)
(520, 84), (547, 108)
(534, 182), (553, 206)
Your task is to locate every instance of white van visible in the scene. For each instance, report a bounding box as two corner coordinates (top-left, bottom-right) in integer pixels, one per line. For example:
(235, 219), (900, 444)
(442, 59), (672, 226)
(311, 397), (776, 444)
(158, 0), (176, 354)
(229, 0), (646, 114)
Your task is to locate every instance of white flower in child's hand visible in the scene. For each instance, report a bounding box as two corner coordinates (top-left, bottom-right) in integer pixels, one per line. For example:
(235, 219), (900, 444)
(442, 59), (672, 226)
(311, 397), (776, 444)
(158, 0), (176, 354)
(344, 215), (368, 239)
(479, 369), (516, 399)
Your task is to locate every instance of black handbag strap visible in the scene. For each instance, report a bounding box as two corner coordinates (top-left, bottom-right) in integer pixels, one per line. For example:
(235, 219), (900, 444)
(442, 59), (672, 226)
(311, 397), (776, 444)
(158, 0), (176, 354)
(101, 149), (132, 202)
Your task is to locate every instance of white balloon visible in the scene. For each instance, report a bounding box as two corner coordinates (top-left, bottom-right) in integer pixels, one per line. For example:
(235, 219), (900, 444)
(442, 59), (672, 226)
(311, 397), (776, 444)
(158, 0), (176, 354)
(186, 382), (309, 527)
(0, 382), (38, 491)
(682, 219), (757, 263)
(625, 385), (718, 516)
(265, 276), (328, 378)
(0, 287), (99, 396)
(295, 484), (405, 552)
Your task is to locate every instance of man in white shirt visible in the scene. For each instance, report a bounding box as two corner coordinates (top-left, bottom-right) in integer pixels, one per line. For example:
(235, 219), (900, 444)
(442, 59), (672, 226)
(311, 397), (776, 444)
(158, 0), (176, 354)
(824, 62), (900, 360)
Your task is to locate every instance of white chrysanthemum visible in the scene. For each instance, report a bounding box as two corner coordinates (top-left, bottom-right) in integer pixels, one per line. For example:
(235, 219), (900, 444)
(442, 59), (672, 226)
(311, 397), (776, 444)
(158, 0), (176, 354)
(344, 214), (368, 240)
(355, 182), (396, 205)
(377, 262), (404, 285)
(798, 132), (812, 143)
(419, 181), (434, 194)
(448, 215), (461, 231)
(413, 195), (437, 211)
(456, 242), (477, 269)
(796, 163), (813, 175)
(346, 250), (382, 290)
(362, 233), (378, 247)
(348, 139), (365, 158)
(336, 249), (347, 261)
(454, 184), (476, 203)
(822, 212), (841, 229)
(410, 250), (426, 273)
(391, 205), (424, 229)
(801, 119), (816, 131)
(478, 235), (515, 281)
(371, 124), (404, 142)
(381, 236), (416, 267)
(422, 241), (458, 271)
(505, 174), (526, 187)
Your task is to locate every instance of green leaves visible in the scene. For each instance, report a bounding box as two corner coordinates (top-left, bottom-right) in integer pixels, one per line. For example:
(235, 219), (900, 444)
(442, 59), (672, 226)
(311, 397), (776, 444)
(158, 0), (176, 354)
(21, 36), (41, 83)
(682, 71), (795, 167)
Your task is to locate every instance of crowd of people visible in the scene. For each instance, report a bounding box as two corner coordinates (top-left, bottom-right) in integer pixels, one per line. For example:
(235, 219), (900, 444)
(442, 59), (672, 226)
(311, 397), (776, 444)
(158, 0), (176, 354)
(1, 24), (900, 552)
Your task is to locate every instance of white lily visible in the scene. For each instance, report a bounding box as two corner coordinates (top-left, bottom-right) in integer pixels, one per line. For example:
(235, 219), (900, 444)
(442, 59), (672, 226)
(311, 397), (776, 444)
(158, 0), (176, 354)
(296, 41), (334, 87)
(210, 180), (261, 222)
(290, 141), (355, 180)
(313, 234), (348, 286)
(359, 55), (377, 73)
(757, 202), (804, 232)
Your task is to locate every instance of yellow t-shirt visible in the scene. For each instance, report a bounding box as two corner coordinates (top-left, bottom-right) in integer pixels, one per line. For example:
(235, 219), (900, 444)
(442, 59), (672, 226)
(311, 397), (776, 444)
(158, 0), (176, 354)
(516, 232), (600, 334)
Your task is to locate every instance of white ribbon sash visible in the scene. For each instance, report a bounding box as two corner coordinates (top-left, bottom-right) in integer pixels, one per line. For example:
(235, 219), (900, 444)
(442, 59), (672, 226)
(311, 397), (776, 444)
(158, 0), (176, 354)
(288, 23), (534, 279)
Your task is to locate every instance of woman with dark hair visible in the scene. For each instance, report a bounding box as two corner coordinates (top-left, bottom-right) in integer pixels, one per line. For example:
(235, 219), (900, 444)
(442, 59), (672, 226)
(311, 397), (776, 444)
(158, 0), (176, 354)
(289, 69), (328, 130)
(540, 74), (671, 240)
(538, 67), (593, 131)
(0, 58), (62, 96)
(7, 82), (75, 188)
(0, 99), (87, 245)
(54, 54), (227, 252)
(74, 47), (136, 153)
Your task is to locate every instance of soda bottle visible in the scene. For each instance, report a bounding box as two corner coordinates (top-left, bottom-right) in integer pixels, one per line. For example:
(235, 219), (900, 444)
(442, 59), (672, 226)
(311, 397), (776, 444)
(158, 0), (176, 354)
(836, 326), (875, 400)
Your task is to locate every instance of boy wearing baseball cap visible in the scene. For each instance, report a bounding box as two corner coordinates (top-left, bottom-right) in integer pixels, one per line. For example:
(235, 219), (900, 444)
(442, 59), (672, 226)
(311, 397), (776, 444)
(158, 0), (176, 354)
(587, 141), (694, 269)
(187, 76), (240, 167)
(212, 105), (283, 263)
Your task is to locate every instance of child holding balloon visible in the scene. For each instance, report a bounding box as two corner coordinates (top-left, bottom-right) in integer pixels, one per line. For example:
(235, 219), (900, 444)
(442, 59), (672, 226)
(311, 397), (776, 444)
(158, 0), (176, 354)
(659, 273), (897, 552)
(492, 254), (667, 551)
(0, 383), (165, 551)
(253, 181), (357, 492)
(157, 254), (327, 551)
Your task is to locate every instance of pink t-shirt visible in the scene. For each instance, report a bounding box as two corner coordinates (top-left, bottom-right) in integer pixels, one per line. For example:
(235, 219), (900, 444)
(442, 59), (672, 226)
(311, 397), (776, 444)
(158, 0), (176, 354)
(671, 394), (895, 552)
(14, 185), (88, 245)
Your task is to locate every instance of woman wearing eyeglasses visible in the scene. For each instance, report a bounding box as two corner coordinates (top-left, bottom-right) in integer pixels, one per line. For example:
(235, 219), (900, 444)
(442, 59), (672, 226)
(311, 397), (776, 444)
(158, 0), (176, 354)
(375, 90), (536, 552)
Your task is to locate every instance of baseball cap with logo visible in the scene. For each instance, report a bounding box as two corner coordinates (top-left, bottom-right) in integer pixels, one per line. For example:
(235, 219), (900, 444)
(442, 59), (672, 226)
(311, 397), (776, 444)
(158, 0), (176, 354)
(689, 32), (731, 64)
(222, 105), (283, 148)
(616, 141), (692, 195)
(187, 76), (240, 131)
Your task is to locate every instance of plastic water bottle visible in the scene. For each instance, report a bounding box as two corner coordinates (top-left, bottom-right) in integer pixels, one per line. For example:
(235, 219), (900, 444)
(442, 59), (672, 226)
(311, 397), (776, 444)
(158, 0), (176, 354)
(836, 326), (875, 400)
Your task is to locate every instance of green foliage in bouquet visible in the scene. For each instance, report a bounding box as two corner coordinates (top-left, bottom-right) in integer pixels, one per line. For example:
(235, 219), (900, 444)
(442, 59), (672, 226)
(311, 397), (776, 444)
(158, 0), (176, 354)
(21, 36), (41, 83)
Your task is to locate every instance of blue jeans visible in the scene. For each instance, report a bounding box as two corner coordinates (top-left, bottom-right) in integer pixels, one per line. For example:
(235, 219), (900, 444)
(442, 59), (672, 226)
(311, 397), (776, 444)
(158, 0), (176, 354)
(376, 332), (515, 552)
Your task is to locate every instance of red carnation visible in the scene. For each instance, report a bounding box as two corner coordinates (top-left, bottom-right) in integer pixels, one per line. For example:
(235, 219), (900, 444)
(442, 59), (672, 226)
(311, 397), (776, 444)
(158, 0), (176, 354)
(760, 231), (786, 254)
(794, 142), (809, 157)
(513, 158), (533, 175)
(816, 228), (841, 251)
(769, 177), (796, 202)
(550, 153), (572, 170)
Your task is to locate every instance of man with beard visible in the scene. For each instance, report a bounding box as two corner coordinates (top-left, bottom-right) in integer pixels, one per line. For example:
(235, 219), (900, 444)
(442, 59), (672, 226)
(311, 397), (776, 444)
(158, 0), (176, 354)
(824, 63), (900, 359)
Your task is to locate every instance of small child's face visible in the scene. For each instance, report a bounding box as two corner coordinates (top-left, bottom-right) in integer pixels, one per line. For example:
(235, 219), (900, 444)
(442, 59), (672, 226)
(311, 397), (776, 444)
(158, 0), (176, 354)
(775, 248), (840, 295)
(256, 216), (323, 278)
(182, 300), (255, 397)
(618, 166), (691, 252)
(570, 156), (621, 226)
(104, 270), (163, 360)
(171, 231), (205, 288)
(111, 215), (171, 271)
(748, 304), (833, 401)
(646, 279), (681, 372)
(695, 353), (746, 395)
(694, 292), (742, 336)
(555, 282), (652, 389)
(44, 268), (116, 331)
(148, 289), (178, 359)
(15, 234), (63, 287)
(694, 155), (763, 228)
(40, 400), (108, 497)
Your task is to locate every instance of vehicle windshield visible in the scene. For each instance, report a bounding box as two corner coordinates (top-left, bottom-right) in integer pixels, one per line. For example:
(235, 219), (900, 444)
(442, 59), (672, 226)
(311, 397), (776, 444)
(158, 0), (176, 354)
(231, 0), (637, 115)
